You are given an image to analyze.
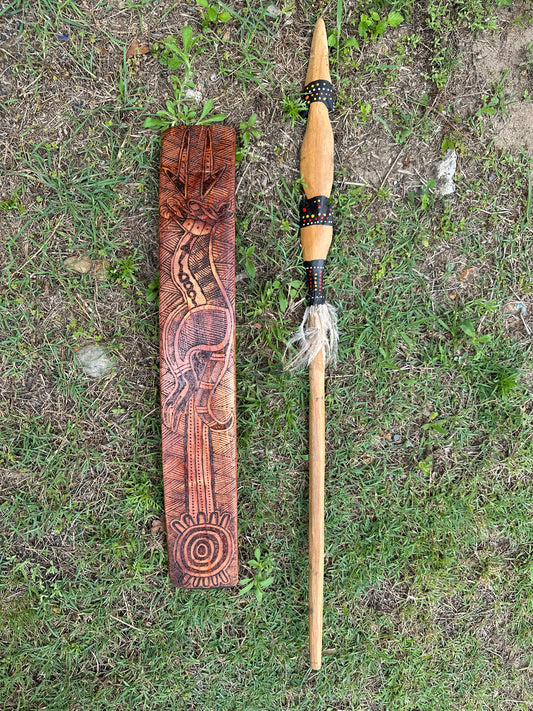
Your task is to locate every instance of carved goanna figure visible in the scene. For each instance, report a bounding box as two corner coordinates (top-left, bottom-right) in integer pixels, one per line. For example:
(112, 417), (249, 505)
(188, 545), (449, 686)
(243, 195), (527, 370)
(158, 126), (238, 588)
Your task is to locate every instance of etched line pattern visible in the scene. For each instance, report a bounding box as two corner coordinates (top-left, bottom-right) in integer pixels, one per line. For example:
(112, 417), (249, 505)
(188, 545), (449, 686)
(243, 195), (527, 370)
(159, 126), (237, 588)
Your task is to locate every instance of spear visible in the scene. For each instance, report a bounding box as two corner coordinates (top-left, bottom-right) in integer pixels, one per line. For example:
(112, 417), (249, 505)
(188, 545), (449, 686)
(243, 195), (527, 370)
(288, 18), (338, 670)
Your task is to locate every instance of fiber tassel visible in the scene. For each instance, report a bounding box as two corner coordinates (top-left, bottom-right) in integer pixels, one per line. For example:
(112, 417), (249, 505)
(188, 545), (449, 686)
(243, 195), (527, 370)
(286, 302), (338, 371)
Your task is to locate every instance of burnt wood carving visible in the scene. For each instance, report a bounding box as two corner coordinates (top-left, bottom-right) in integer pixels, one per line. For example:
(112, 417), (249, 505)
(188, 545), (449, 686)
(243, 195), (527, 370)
(158, 125), (238, 588)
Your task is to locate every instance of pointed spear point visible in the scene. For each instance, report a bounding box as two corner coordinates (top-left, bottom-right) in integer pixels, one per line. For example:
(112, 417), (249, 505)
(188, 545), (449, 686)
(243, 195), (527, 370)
(305, 18), (331, 85)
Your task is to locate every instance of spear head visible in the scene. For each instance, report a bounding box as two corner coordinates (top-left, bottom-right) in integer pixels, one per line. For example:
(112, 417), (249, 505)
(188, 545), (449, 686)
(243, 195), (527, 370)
(300, 18), (334, 265)
(287, 18), (337, 372)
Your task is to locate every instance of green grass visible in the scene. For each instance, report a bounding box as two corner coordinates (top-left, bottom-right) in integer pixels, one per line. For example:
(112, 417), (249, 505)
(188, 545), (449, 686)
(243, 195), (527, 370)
(1, 0), (533, 709)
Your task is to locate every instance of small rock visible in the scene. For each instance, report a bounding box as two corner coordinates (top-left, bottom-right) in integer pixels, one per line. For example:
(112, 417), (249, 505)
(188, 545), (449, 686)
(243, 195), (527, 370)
(459, 267), (476, 282)
(432, 149), (457, 196)
(149, 516), (165, 533)
(266, 3), (282, 16)
(91, 259), (106, 279)
(65, 255), (92, 274)
(184, 88), (203, 102)
(75, 345), (114, 378)
(515, 302), (527, 315)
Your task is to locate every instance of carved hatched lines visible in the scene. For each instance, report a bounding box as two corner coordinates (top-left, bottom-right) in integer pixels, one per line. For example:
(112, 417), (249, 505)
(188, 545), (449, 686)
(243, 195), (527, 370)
(158, 126), (237, 589)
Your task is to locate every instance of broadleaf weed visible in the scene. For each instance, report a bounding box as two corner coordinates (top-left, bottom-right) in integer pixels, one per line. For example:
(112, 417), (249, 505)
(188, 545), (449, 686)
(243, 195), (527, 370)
(239, 548), (275, 603)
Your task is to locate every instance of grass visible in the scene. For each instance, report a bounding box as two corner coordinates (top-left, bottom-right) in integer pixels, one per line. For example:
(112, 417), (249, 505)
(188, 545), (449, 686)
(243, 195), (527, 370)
(1, 0), (533, 709)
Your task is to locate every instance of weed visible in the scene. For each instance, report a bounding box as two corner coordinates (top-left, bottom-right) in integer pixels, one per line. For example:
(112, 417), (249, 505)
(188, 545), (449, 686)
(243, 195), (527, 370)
(108, 252), (140, 287)
(197, 0), (231, 27)
(358, 10), (404, 42)
(143, 85), (227, 129)
(476, 70), (517, 118)
(520, 41), (533, 75)
(407, 178), (437, 214)
(272, 278), (303, 313)
(0, 193), (24, 212)
(441, 132), (464, 153)
(422, 411), (448, 435)
(239, 548), (275, 603)
(151, 27), (202, 73)
(236, 113), (260, 163)
(281, 94), (306, 128)
(241, 244), (256, 279)
(145, 276), (159, 303)
(424, 41), (460, 89)
(358, 100), (372, 123)
(143, 27), (227, 130)
(327, 28), (360, 57)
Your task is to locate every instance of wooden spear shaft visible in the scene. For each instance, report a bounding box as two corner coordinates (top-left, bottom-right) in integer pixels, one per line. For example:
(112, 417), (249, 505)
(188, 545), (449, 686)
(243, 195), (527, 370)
(308, 343), (326, 669)
(299, 18), (334, 671)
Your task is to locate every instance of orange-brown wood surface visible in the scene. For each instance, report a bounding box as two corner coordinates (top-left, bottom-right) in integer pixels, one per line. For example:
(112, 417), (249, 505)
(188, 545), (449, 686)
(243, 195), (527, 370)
(308, 339), (325, 670)
(158, 125), (238, 589)
(300, 17), (333, 264)
(300, 18), (333, 671)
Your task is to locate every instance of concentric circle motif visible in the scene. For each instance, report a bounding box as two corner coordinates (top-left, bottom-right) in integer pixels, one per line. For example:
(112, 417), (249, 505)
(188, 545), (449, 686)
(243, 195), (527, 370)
(170, 512), (234, 586)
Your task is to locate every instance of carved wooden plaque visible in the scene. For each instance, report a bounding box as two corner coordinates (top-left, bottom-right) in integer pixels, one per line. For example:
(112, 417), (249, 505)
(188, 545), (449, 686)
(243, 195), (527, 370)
(158, 125), (238, 588)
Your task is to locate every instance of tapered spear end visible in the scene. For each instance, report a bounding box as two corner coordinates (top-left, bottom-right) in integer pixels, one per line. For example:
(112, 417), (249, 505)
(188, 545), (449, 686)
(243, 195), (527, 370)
(305, 18), (331, 85)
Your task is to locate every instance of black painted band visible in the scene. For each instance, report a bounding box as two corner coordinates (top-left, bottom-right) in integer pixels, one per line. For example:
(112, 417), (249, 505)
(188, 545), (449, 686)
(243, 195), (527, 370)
(300, 195), (333, 228)
(301, 80), (335, 115)
(304, 259), (326, 306)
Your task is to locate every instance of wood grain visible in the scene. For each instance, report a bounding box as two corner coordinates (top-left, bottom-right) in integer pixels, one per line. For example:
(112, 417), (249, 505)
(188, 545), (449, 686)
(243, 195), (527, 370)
(158, 125), (238, 589)
(300, 17), (334, 264)
(299, 17), (333, 670)
(308, 337), (325, 670)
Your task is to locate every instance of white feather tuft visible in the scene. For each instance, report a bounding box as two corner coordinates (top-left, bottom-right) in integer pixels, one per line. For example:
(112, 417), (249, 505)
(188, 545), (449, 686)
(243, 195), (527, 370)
(286, 302), (338, 370)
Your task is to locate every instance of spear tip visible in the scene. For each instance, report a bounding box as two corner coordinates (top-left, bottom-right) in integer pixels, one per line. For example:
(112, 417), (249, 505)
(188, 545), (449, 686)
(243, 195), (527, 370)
(305, 17), (331, 85)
